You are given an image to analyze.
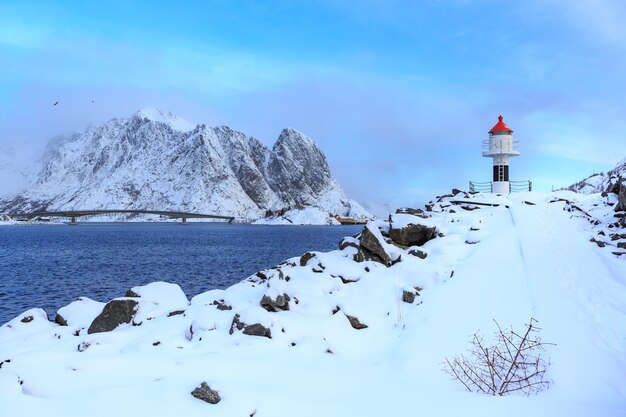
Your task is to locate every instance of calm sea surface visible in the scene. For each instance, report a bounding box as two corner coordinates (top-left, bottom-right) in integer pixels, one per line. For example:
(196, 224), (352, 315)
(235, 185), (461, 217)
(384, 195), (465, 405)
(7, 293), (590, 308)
(0, 223), (361, 324)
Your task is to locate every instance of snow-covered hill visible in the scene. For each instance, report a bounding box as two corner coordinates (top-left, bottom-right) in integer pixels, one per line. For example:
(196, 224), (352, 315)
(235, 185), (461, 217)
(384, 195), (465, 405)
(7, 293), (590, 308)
(1, 190), (625, 416)
(565, 157), (626, 194)
(0, 108), (369, 223)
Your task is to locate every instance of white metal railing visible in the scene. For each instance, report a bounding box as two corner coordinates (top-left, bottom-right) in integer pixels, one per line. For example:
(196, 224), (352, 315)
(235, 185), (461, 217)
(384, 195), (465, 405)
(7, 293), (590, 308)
(482, 138), (520, 155)
(469, 181), (493, 193)
(469, 180), (532, 193)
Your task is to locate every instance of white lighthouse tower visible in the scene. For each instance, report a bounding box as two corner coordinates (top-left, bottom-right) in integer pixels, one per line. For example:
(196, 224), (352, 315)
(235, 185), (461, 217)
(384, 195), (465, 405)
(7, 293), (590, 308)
(483, 115), (520, 193)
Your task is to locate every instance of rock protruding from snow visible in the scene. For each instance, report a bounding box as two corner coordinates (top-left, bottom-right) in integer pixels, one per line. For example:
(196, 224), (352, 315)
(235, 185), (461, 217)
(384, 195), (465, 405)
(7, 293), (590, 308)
(358, 222), (402, 266)
(87, 299), (138, 334)
(615, 181), (626, 212)
(260, 293), (291, 312)
(389, 214), (437, 247)
(229, 314), (272, 338)
(191, 382), (221, 404)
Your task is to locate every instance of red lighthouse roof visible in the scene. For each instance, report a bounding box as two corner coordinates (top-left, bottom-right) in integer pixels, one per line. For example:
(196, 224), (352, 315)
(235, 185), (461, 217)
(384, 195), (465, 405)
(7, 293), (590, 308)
(488, 115), (513, 134)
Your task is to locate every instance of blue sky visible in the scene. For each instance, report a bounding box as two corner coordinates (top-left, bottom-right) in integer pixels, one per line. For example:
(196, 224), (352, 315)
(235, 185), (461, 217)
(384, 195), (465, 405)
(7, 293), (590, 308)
(1, 0), (625, 212)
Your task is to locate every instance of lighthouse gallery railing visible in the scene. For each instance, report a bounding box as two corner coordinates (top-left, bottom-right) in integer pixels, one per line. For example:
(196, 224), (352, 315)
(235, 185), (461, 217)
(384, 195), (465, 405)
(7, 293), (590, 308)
(469, 180), (532, 193)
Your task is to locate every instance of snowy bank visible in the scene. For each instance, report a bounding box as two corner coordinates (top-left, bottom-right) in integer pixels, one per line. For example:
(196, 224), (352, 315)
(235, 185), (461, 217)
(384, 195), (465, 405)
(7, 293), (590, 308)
(1, 190), (625, 417)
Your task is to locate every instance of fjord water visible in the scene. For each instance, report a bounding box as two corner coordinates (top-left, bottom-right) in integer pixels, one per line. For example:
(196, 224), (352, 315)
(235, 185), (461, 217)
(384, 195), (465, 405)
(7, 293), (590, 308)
(0, 223), (361, 324)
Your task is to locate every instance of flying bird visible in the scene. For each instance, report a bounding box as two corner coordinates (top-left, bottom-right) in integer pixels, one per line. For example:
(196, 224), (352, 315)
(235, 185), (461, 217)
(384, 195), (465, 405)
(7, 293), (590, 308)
(53, 101), (59, 106)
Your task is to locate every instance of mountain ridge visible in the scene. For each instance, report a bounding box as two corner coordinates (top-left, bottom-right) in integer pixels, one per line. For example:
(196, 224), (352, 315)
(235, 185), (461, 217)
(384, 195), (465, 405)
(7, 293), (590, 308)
(0, 109), (369, 223)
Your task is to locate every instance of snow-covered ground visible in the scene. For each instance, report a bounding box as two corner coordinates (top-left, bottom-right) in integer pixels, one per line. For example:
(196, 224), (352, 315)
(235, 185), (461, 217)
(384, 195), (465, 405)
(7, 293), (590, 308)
(253, 207), (342, 225)
(1, 191), (625, 417)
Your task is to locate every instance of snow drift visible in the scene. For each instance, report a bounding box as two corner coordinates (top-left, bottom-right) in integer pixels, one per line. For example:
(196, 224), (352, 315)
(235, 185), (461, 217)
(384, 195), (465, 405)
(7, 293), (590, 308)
(1, 189), (625, 416)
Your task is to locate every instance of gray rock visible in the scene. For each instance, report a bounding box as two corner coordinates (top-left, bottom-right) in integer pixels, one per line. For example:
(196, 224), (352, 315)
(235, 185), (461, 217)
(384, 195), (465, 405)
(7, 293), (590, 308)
(299, 251), (316, 266)
(87, 299), (138, 334)
(125, 289), (140, 297)
(395, 207), (424, 216)
(54, 314), (68, 326)
(616, 181), (626, 212)
(345, 314), (368, 330)
(408, 249), (427, 259)
(402, 291), (416, 304)
(359, 226), (398, 266)
(260, 293), (291, 312)
(389, 222), (436, 247)
(229, 314), (271, 338)
(191, 382), (221, 404)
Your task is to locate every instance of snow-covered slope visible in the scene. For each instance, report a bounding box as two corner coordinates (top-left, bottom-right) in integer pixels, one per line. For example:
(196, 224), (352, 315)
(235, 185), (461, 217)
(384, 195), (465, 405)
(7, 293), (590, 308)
(1, 190), (625, 416)
(0, 109), (369, 223)
(565, 157), (626, 194)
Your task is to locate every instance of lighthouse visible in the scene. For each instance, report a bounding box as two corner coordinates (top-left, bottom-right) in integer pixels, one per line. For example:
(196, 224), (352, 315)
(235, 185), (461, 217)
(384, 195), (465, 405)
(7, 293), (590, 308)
(482, 115), (520, 193)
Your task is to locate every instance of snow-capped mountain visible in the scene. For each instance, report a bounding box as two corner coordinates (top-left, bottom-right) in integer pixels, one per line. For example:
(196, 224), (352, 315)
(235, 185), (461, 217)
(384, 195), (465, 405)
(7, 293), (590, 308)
(564, 157), (626, 194)
(0, 108), (369, 222)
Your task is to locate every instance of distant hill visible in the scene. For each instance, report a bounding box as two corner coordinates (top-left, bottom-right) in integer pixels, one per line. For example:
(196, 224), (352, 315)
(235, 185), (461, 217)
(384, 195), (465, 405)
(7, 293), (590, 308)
(564, 157), (626, 194)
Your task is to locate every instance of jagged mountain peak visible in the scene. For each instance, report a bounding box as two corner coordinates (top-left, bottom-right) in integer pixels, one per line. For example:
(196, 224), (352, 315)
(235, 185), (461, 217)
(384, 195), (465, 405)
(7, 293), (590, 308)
(133, 107), (196, 133)
(0, 109), (370, 223)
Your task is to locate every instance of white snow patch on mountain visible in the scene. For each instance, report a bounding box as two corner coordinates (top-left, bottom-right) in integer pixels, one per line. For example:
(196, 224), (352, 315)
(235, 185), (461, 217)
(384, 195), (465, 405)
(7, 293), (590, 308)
(135, 107), (196, 132)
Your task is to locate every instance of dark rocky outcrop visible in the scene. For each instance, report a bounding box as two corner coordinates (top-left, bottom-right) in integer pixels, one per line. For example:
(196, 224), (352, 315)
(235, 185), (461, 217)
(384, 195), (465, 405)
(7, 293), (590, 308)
(359, 225), (399, 266)
(299, 252), (316, 266)
(229, 314), (271, 338)
(389, 222), (436, 247)
(167, 309), (185, 317)
(125, 289), (141, 298)
(402, 291), (416, 304)
(54, 314), (68, 326)
(87, 299), (138, 334)
(345, 314), (368, 330)
(395, 207), (425, 217)
(260, 293), (291, 312)
(402, 287), (422, 304)
(191, 382), (221, 404)
(212, 300), (232, 311)
(408, 249), (427, 259)
(616, 181), (626, 212)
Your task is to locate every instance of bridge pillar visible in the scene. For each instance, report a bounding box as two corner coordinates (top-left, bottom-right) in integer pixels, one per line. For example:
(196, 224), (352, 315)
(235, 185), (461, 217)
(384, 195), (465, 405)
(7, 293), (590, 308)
(180, 217), (188, 225)
(69, 216), (78, 225)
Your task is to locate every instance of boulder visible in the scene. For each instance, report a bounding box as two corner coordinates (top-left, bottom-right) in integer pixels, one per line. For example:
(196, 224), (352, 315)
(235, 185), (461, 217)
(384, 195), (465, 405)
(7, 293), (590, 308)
(615, 181), (626, 212)
(299, 252), (316, 266)
(260, 293), (291, 312)
(345, 314), (368, 330)
(389, 223), (436, 247)
(229, 314), (271, 338)
(402, 291), (416, 304)
(408, 249), (427, 259)
(395, 207), (425, 216)
(359, 223), (401, 266)
(191, 382), (221, 404)
(212, 299), (233, 311)
(87, 299), (138, 334)
(54, 314), (68, 326)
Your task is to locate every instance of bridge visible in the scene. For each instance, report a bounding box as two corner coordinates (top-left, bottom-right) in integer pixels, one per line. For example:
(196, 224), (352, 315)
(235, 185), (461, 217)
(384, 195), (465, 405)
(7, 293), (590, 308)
(3, 209), (235, 225)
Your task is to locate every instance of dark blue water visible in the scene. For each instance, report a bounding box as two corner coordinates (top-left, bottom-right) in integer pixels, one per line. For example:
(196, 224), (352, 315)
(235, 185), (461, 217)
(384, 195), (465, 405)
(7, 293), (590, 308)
(0, 223), (361, 324)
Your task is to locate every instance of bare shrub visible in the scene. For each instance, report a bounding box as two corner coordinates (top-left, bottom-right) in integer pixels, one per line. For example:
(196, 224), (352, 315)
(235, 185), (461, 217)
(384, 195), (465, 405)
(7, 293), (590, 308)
(444, 318), (554, 396)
